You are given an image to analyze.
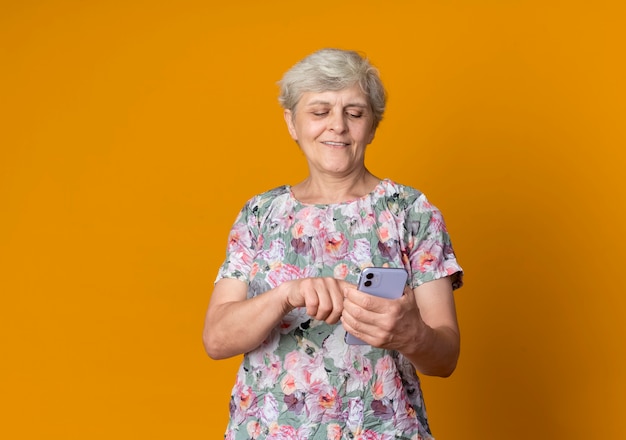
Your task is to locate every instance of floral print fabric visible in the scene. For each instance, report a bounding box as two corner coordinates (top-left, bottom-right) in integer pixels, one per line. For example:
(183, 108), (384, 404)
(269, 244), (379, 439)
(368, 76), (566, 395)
(216, 179), (463, 440)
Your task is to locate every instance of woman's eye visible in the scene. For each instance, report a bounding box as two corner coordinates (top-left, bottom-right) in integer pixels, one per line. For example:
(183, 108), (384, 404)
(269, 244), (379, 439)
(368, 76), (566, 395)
(313, 112), (328, 117)
(348, 112), (363, 118)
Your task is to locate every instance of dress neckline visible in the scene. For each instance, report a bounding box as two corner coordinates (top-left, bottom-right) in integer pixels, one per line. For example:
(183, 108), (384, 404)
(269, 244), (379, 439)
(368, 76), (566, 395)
(286, 179), (388, 208)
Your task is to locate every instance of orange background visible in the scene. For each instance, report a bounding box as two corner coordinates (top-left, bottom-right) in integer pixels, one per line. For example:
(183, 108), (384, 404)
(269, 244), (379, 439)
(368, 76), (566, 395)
(1, 1), (625, 438)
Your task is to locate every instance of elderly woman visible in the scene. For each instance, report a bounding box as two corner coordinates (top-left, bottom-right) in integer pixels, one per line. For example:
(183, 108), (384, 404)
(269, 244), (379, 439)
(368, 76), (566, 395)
(203, 48), (463, 439)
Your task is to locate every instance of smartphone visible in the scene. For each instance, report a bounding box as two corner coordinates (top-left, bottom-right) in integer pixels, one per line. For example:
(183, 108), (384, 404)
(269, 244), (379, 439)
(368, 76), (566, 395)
(345, 267), (409, 345)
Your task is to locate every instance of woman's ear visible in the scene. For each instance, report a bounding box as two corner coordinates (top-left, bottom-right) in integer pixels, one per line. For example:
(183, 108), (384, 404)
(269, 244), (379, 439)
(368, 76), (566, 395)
(284, 109), (297, 141)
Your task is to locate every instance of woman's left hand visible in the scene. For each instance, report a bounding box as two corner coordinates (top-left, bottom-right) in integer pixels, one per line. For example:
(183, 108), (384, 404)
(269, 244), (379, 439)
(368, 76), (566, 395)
(341, 276), (460, 377)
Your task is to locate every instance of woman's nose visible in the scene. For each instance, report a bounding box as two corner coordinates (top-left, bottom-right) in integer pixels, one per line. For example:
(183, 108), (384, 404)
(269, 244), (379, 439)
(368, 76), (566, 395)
(328, 111), (347, 133)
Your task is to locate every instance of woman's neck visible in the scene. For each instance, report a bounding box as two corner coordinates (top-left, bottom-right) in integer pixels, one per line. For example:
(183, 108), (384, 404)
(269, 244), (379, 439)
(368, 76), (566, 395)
(291, 169), (381, 204)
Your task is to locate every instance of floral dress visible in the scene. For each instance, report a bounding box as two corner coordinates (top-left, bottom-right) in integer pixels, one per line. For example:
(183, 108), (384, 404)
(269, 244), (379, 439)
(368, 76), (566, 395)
(215, 179), (463, 440)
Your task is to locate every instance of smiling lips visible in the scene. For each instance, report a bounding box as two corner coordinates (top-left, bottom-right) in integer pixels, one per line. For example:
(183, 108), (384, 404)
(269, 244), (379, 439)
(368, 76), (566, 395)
(322, 141), (350, 147)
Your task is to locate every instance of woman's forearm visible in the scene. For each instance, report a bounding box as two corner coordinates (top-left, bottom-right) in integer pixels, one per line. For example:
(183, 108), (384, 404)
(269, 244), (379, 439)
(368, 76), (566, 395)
(202, 284), (293, 360)
(403, 324), (460, 377)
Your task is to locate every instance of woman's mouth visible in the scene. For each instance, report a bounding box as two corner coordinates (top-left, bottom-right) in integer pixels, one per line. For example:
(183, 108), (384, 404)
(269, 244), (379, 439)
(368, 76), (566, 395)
(322, 141), (349, 147)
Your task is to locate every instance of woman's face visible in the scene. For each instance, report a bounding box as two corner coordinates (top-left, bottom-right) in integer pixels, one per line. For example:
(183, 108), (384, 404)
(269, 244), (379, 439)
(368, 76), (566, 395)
(284, 84), (376, 177)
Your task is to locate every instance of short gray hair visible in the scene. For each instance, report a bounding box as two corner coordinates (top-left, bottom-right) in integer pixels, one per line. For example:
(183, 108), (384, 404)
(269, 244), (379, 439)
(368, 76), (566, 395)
(278, 48), (387, 128)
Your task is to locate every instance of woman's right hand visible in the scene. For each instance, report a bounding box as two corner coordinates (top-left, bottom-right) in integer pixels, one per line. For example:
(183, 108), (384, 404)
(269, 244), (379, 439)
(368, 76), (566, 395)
(282, 277), (353, 325)
(203, 277), (352, 359)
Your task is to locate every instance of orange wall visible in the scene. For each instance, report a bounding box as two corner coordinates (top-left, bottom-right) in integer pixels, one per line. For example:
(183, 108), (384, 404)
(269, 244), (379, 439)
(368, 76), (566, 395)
(1, 1), (624, 438)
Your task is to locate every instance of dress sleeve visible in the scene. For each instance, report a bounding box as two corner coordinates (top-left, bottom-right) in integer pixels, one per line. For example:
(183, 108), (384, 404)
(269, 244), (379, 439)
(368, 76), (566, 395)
(404, 194), (463, 290)
(214, 201), (259, 284)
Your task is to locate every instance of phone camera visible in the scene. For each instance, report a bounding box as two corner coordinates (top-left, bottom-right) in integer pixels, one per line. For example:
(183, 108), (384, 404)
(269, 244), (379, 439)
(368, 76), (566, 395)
(366, 273), (374, 279)
(364, 280), (372, 287)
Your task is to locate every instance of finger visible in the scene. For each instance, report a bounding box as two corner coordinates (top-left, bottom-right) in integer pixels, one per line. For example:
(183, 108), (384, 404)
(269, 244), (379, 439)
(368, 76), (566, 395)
(345, 286), (387, 313)
(401, 284), (414, 301)
(337, 279), (357, 290)
(342, 292), (375, 329)
(301, 278), (340, 321)
(343, 287), (402, 328)
(312, 281), (334, 321)
(311, 278), (344, 322)
(322, 279), (345, 324)
(300, 280), (320, 317)
(343, 305), (397, 347)
(341, 311), (382, 346)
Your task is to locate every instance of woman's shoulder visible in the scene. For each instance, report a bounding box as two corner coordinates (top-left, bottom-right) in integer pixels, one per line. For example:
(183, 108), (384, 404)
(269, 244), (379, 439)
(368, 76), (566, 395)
(378, 178), (428, 207)
(241, 185), (291, 213)
(376, 179), (447, 221)
(379, 179), (422, 197)
(250, 185), (290, 201)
